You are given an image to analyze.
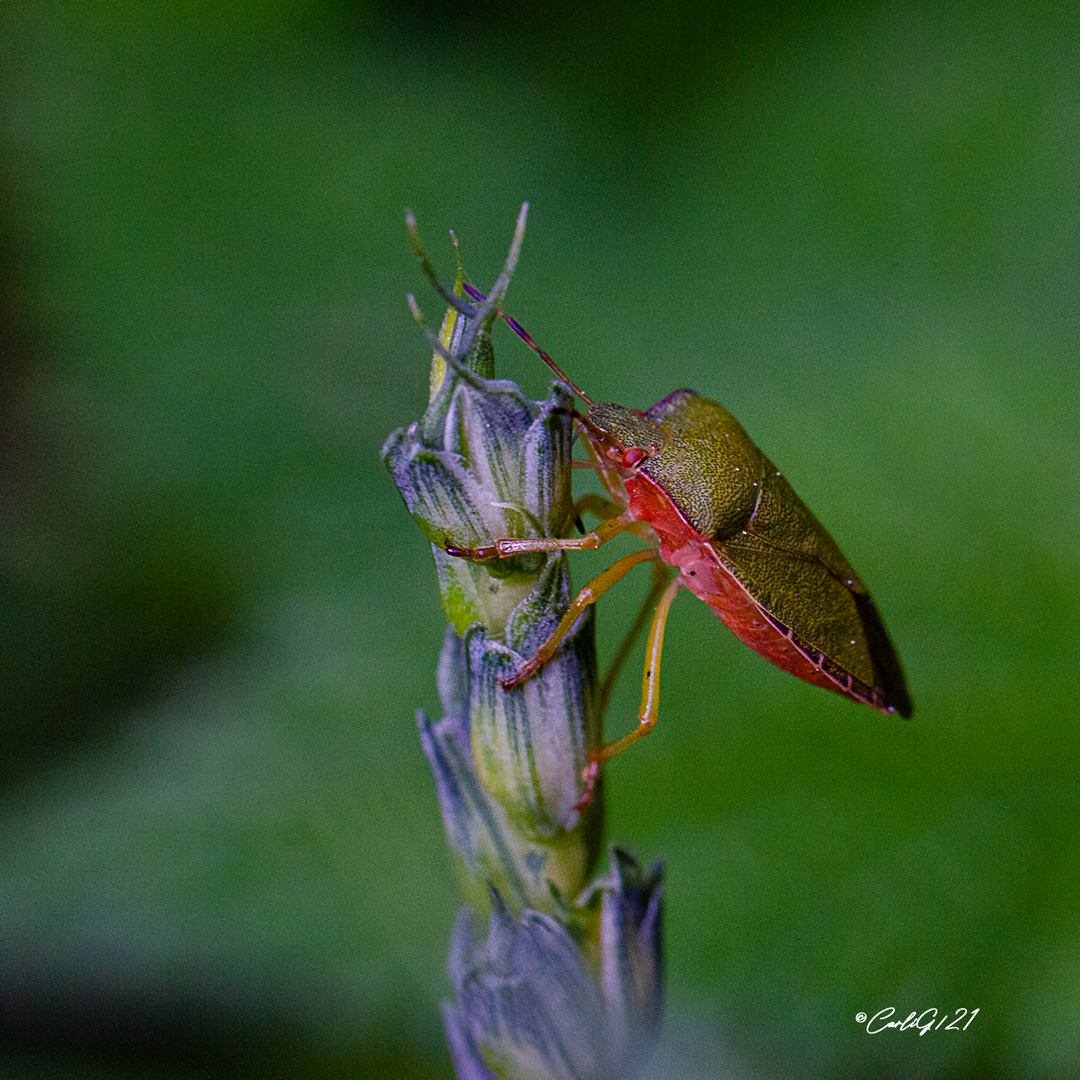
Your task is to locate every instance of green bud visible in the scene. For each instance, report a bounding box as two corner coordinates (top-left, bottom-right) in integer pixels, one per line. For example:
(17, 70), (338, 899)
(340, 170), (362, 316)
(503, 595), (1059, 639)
(386, 209), (598, 848)
(382, 378), (574, 637)
(419, 625), (598, 910)
(465, 595), (598, 838)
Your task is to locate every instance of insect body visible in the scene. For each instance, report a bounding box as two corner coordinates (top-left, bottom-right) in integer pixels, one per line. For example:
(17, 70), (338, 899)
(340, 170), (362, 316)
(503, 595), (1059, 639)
(415, 251), (912, 806)
(582, 388), (913, 720)
(447, 286), (913, 806)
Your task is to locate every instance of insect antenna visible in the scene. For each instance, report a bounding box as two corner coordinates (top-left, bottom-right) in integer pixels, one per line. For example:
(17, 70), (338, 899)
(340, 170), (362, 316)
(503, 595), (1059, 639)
(407, 205), (529, 371)
(462, 282), (594, 406)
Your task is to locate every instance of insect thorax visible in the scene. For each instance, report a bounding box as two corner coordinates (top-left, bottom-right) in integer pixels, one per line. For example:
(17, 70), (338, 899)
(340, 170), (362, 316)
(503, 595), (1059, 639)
(585, 402), (663, 455)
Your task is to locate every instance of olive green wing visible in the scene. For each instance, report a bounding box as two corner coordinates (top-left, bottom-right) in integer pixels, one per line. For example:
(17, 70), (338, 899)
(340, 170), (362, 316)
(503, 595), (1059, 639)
(719, 465), (913, 717)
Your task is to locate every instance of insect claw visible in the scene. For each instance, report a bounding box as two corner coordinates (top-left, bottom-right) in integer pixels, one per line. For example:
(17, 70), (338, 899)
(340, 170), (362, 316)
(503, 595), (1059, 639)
(498, 664), (532, 691)
(573, 759), (600, 812)
(444, 542), (499, 561)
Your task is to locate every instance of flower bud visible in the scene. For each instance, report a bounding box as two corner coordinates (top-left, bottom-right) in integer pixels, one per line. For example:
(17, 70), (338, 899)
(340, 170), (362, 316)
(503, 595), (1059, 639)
(583, 847), (665, 1065)
(445, 890), (610, 1080)
(419, 625), (597, 911)
(443, 852), (664, 1080)
(382, 377), (574, 637)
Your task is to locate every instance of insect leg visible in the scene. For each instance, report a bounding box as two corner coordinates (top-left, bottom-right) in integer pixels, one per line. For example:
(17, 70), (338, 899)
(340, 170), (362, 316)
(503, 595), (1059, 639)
(462, 282), (593, 406)
(577, 429), (629, 506)
(573, 491), (626, 524)
(500, 546), (660, 690)
(562, 492), (624, 540)
(487, 511), (633, 558)
(597, 559), (675, 719)
(445, 507), (634, 561)
(575, 572), (683, 810)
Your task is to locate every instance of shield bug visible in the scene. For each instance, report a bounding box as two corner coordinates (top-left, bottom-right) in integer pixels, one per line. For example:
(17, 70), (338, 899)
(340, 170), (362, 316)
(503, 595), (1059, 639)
(413, 233), (912, 808)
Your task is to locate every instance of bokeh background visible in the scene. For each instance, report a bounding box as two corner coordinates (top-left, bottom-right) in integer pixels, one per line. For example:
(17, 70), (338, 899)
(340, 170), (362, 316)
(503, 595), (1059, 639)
(2, 2), (1078, 1077)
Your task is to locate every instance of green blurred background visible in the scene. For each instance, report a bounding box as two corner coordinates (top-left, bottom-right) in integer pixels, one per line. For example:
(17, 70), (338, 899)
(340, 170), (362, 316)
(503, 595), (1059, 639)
(2, 2), (1077, 1076)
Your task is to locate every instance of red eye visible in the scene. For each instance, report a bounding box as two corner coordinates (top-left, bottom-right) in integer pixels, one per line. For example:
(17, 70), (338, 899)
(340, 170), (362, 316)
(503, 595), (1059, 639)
(620, 447), (648, 468)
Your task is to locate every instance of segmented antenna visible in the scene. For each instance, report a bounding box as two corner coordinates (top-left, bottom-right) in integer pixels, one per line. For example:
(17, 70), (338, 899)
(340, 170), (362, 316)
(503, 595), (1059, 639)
(462, 282), (594, 406)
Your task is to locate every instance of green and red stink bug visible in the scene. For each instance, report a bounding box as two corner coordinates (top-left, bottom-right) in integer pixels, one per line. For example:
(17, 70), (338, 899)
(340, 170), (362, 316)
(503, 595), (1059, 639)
(414, 241), (912, 808)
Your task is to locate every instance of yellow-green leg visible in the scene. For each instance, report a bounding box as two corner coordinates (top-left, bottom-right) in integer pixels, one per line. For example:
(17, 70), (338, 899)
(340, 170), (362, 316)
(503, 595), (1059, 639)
(443, 510), (633, 562)
(597, 559), (675, 719)
(571, 491), (625, 523)
(575, 572), (683, 810)
(493, 511), (631, 557)
(500, 546), (660, 690)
